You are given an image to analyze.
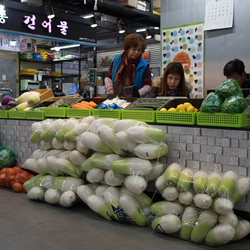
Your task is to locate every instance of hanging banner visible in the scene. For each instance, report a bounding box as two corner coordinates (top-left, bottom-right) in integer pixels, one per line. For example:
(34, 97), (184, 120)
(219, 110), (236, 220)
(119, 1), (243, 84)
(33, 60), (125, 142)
(161, 22), (204, 98)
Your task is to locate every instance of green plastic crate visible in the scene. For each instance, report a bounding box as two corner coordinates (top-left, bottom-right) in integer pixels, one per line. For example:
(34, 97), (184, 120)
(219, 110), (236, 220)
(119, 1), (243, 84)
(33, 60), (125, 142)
(44, 97), (83, 117)
(92, 109), (121, 119)
(156, 98), (203, 125)
(67, 108), (92, 118)
(0, 110), (9, 119)
(122, 98), (170, 123)
(196, 112), (250, 128)
(156, 110), (197, 125)
(8, 110), (26, 119)
(122, 109), (156, 122)
(25, 110), (45, 120)
(44, 107), (68, 117)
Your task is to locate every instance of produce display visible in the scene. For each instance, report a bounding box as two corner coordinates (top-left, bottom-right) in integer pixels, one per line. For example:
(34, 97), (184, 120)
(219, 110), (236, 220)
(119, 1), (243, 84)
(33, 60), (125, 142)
(1, 114), (248, 247)
(160, 102), (198, 112)
(201, 79), (248, 113)
(0, 166), (34, 193)
(126, 100), (166, 110)
(151, 163), (250, 246)
(0, 146), (17, 169)
(0, 95), (18, 110)
(98, 97), (131, 109)
(13, 91), (41, 111)
(72, 100), (98, 109)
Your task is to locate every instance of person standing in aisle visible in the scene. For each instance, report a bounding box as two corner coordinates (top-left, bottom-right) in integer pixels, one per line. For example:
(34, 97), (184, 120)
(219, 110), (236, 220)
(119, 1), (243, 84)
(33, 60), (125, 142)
(104, 34), (152, 97)
(148, 61), (192, 97)
(223, 58), (250, 88)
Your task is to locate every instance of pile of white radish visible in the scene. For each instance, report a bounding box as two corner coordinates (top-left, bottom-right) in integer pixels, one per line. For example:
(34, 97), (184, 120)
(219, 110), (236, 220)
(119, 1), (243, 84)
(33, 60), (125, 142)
(23, 148), (87, 178)
(76, 184), (152, 226)
(155, 163), (250, 214)
(24, 175), (84, 207)
(78, 118), (168, 195)
(150, 200), (250, 246)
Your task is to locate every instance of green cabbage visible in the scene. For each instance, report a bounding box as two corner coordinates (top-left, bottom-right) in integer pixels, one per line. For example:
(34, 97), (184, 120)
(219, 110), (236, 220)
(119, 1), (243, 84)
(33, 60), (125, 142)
(221, 95), (248, 113)
(200, 92), (223, 113)
(215, 79), (243, 101)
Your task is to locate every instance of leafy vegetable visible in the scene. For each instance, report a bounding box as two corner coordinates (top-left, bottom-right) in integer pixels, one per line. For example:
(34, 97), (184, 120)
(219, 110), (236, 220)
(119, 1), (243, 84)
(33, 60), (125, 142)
(221, 95), (248, 113)
(215, 78), (243, 101)
(200, 92), (223, 113)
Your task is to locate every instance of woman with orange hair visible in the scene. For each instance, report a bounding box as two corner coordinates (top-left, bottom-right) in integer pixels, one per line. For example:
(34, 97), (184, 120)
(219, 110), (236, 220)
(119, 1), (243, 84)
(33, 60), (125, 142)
(105, 34), (152, 97)
(149, 62), (192, 97)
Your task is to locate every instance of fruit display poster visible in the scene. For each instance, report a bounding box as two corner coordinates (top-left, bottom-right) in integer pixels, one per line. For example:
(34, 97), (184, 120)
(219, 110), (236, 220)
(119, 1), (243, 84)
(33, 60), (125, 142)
(161, 22), (204, 98)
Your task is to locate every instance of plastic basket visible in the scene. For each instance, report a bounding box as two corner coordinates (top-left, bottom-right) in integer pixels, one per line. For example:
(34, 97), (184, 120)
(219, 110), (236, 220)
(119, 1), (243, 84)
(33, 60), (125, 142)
(66, 108), (92, 118)
(122, 98), (170, 122)
(156, 98), (203, 125)
(0, 110), (9, 119)
(25, 110), (45, 120)
(196, 112), (250, 128)
(8, 110), (26, 119)
(25, 101), (55, 120)
(92, 109), (121, 119)
(44, 97), (83, 117)
(66, 98), (104, 118)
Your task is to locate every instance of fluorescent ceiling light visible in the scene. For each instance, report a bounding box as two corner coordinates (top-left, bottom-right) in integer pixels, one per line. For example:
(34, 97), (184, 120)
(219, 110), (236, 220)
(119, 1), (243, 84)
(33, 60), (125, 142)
(154, 27), (160, 30)
(81, 14), (94, 19)
(50, 44), (80, 51)
(136, 28), (146, 32)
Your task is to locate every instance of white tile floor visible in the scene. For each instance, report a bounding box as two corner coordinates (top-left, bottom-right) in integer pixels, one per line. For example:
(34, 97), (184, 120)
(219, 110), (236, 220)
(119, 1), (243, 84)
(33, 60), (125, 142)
(0, 187), (249, 250)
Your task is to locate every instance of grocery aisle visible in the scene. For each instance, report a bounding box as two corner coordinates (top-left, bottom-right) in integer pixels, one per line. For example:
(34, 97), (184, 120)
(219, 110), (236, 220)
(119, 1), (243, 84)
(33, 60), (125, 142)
(0, 188), (249, 250)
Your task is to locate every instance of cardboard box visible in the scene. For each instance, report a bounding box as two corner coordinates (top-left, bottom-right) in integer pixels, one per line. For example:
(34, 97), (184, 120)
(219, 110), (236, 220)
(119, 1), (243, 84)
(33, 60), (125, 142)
(30, 89), (54, 101)
(114, 0), (137, 8)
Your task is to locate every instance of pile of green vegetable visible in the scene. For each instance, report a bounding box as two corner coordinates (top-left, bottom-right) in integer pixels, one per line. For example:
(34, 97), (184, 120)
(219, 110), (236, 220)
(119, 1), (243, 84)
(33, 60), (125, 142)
(58, 102), (71, 108)
(201, 79), (248, 113)
(127, 101), (166, 110)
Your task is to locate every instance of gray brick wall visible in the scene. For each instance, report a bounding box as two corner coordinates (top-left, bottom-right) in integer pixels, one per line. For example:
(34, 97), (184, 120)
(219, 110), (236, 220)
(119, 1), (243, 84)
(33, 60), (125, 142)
(0, 119), (249, 212)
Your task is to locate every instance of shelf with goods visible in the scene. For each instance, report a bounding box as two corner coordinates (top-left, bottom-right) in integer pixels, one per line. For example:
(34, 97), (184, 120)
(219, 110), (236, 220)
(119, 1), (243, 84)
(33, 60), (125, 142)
(18, 45), (97, 95)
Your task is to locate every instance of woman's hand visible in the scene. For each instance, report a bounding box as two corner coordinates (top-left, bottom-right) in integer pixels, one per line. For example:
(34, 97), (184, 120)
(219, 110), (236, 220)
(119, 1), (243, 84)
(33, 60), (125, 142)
(108, 89), (114, 94)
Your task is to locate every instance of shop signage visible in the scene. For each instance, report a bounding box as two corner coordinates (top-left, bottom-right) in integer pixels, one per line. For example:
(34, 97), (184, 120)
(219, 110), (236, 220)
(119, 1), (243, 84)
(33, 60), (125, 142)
(0, 6), (97, 44)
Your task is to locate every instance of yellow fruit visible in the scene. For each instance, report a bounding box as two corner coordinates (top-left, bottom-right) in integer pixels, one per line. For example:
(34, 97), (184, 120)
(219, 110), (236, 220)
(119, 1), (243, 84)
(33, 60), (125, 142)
(168, 108), (176, 112)
(160, 108), (167, 111)
(183, 102), (192, 110)
(176, 104), (185, 111)
(186, 105), (195, 112)
(194, 108), (198, 112)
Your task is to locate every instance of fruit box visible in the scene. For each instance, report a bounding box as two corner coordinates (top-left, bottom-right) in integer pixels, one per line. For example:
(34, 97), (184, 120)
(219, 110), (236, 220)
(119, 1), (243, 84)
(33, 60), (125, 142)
(156, 98), (204, 125)
(44, 97), (83, 118)
(30, 89), (54, 101)
(122, 98), (170, 123)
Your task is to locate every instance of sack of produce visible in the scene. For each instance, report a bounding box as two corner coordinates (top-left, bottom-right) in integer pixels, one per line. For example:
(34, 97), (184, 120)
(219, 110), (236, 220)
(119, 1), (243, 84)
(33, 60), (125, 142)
(0, 146), (17, 170)
(200, 92), (223, 113)
(221, 95), (248, 114)
(149, 200), (250, 247)
(215, 79), (243, 101)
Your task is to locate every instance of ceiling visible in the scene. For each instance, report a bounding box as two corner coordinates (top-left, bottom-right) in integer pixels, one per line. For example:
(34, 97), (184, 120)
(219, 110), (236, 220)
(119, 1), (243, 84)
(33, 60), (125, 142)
(8, 0), (161, 49)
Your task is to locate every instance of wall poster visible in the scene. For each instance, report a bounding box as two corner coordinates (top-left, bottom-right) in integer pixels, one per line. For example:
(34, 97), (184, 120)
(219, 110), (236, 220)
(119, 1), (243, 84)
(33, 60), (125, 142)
(161, 22), (204, 98)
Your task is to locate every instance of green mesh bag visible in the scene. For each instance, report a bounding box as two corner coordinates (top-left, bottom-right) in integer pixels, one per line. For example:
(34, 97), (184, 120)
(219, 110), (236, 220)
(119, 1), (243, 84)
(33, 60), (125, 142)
(200, 92), (223, 113)
(0, 146), (17, 170)
(221, 95), (248, 114)
(215, 79), (243, 101)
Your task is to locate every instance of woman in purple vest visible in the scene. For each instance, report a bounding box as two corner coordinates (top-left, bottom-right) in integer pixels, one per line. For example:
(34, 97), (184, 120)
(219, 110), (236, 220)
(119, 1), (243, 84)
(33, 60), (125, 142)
(105, 34), (152, 97)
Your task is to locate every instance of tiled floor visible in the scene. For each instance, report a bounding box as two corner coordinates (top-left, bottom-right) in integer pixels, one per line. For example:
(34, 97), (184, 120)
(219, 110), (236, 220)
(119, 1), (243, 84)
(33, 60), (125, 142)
(0, 188), (249, 250)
